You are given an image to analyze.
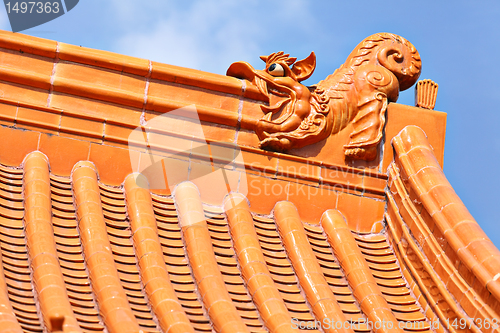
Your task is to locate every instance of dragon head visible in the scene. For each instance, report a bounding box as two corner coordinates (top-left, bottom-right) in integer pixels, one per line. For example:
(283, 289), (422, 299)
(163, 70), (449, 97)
(227, 52), (318, 151)
(227, 51), (316, 101)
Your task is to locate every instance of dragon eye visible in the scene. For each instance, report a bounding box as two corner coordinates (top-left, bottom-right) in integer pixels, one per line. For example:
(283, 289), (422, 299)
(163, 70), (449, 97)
(268, 63), (285, 77)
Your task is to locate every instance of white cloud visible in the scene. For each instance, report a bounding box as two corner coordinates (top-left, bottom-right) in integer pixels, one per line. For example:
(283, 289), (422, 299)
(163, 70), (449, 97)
(115, 20), (206, 70)
(111, 0), (311, 74)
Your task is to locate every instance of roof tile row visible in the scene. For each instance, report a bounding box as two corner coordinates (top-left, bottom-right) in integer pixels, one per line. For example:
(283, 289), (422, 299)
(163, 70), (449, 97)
(0, 151), (436, 332)
(392, 126), (500, 306)
(387, 165), (499, 332)
(125, 175), (194, 333)
(274, 202), (352, 333)
(322, 210), (403, 333)
(225, 193), (293, 333)
(24, 152), (81, 332)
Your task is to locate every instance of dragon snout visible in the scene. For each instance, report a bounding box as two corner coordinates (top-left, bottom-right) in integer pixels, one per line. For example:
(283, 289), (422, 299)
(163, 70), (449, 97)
(227, 61), (257, 82)
(227, 61), (271, 100)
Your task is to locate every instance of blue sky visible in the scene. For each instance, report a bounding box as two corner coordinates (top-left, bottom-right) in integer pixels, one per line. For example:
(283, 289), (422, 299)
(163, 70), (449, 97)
(1, 1), (499, 246)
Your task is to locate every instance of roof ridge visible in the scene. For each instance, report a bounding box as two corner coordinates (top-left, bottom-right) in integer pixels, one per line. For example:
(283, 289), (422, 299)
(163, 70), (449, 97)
(392, 125), (500, 311)
(0, 30), (264, 102)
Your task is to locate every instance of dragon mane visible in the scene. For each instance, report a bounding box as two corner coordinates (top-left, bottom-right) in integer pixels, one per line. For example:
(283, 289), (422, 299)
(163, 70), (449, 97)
(314, 33), (422, 132)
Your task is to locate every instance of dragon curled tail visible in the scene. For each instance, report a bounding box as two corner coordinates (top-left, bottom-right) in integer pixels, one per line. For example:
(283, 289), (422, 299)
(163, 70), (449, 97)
(227, 33), (422, 161)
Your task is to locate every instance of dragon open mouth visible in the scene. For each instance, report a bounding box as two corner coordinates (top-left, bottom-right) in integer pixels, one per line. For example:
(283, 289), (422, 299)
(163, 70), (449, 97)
(253, 76), (292, 118)
(269, 86), (289, 97)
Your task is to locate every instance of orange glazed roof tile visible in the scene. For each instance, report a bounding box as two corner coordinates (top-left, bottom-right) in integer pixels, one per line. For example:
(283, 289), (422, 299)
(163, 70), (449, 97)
(0, 30), (499, 333)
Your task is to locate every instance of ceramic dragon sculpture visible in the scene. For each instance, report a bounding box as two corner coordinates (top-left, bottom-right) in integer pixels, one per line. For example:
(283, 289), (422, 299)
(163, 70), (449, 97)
(227, 33), (421, 161)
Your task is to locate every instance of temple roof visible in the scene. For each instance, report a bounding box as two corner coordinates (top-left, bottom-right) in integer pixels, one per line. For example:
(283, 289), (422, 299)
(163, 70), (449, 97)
(0, 30), (498, 333)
